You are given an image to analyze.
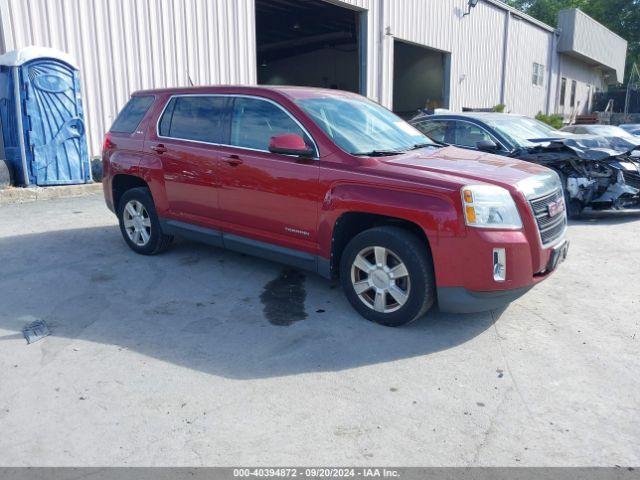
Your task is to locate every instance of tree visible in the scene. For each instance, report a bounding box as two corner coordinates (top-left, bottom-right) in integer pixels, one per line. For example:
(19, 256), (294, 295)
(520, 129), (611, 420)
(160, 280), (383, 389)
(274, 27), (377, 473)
(506, 0), (640, 82)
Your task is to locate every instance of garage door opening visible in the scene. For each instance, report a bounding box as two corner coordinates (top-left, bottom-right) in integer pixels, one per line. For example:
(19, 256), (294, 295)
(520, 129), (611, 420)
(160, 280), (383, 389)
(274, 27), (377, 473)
(256, 0), (365, 94)
(393, 40), (450, 119)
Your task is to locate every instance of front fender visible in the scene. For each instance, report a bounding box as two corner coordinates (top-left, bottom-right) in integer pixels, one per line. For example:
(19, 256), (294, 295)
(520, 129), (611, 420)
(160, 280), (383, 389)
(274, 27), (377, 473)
(317, 183), (463, 259)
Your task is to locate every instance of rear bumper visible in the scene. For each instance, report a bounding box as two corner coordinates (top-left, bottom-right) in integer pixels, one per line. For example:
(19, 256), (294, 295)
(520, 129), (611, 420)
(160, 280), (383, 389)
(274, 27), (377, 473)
(437, 286), (532, 314)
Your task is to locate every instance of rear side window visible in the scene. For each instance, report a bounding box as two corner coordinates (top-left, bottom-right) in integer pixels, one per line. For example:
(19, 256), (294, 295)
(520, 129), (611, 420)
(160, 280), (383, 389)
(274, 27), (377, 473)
(413, 120), (448, 143)
(158, 96), (228, 144)
(110, 95), (155, 133)
(230, 97), (309, 151)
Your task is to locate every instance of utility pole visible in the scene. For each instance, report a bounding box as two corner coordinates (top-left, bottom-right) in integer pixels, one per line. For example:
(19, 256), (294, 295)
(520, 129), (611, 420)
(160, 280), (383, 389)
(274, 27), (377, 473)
(624, 63), (640, 117)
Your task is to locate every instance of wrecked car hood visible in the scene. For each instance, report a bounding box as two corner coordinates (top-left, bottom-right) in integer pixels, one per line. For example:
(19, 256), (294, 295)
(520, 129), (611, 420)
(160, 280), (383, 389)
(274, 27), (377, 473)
(527, 134), (640, 161)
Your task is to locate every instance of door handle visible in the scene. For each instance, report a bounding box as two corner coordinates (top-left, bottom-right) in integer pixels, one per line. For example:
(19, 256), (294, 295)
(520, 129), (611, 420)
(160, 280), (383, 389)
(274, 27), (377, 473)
(223, 155), (243, 166)
(151, 144), (167, 154)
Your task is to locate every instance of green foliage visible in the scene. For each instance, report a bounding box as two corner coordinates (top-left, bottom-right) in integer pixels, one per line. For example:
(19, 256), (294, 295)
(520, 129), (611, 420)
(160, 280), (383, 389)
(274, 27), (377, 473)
(505, 0), (640, 83)
(493, 104), (506, 113)
(535, 112), (565, 130)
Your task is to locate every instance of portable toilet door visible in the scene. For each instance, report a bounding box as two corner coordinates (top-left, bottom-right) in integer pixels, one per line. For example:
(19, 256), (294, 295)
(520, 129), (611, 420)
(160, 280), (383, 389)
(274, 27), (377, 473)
(0, 47), (91, 186)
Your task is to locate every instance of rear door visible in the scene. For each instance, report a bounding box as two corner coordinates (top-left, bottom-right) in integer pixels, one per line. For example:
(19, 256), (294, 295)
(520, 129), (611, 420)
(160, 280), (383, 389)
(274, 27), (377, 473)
(148, 95), (231, 227)
(22, 59), (90, 185)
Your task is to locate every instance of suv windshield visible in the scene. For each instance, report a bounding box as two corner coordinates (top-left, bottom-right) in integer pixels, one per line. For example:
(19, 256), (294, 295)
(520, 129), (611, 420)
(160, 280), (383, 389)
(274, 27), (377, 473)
(485, 117), (560, 149)
(295, 94), (435, 155)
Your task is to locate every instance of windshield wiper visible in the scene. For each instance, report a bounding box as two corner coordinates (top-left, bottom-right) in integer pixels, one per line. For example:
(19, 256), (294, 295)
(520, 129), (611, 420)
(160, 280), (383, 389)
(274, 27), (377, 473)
(409, 142), (440, 150)
(353, 149), (406, 157)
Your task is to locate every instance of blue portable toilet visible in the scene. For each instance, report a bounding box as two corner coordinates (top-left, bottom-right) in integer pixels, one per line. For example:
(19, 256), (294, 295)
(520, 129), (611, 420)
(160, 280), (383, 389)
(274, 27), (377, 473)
(0, 47), (91, 186)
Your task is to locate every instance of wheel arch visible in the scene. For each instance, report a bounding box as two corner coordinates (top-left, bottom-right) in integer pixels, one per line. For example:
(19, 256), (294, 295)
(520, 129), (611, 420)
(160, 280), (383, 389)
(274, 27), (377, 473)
(112, 174), (149, 212)
(329, 211), (433, 279)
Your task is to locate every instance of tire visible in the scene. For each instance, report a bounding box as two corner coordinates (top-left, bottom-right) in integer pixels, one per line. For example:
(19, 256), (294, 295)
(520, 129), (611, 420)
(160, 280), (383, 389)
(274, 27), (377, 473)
(0, 159), (12, 189)
(117, 187), (173, 255)
(91, 157), (103, 182)
(339, 226), (435, 327)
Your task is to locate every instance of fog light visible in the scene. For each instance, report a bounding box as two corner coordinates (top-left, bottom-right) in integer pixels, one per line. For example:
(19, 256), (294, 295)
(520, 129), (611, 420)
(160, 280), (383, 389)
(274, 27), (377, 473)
(493, 248), (506, 282)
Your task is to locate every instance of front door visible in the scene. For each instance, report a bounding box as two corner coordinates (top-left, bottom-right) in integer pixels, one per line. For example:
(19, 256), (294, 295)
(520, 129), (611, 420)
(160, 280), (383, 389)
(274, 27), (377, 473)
(22, 59), (90, 185)
(218, 96), (321, 253)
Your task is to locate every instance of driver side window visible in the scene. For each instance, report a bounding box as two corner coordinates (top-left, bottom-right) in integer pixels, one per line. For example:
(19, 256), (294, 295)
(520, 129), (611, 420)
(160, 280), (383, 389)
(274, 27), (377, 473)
(451, 121), (497, 149)
(413, 120), (448, 143)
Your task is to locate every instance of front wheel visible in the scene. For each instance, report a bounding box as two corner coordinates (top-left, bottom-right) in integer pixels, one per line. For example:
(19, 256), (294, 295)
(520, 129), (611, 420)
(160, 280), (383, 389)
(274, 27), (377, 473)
(340, 226), (435, 327)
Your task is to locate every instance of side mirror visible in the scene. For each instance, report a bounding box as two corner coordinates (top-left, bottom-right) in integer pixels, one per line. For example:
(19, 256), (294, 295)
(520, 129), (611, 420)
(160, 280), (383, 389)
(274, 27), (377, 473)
(268, 134), (315, 157)
(477, 139), (499, 152)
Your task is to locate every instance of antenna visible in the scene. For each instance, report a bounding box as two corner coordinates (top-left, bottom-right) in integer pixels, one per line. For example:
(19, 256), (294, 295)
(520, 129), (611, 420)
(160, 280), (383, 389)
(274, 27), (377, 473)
(187, 74), (195, 87)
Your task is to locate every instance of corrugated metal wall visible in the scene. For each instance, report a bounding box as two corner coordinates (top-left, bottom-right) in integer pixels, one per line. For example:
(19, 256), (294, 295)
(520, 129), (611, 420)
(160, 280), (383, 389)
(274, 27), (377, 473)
(558, 8), (627, 83)
(0, 0), (614, 157)
(381, 0), (557, 116)
(0, 0), (257, 156)
(503, 15), (555, 116)
(556, 54), (604, 117)
(386, 0), (506, 111)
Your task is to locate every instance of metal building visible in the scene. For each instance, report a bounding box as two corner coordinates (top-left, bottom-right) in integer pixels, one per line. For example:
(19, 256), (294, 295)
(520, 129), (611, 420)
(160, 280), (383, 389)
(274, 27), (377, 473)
(0, 0), (628, 157)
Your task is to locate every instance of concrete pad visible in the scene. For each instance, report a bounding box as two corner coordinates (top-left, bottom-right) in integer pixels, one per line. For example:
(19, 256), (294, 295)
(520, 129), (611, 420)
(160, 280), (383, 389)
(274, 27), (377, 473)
(0, 195), (638, 466)
(0, 183), (102, 206)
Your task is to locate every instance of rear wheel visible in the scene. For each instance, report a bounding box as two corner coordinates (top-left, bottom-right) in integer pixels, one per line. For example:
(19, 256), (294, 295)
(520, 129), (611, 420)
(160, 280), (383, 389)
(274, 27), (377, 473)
(118, 187), (173, 255)
(340, 226), (435, 327)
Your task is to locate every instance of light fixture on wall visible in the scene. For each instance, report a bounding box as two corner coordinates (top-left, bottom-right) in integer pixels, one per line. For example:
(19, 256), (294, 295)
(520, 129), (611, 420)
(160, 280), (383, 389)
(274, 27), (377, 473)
(463, 0), (479, 17)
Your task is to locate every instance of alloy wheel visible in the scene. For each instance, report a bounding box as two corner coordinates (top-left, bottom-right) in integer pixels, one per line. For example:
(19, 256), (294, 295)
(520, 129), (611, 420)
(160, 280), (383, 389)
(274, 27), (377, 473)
(350, 246), (411, 313)
(122, 200), (152, 247)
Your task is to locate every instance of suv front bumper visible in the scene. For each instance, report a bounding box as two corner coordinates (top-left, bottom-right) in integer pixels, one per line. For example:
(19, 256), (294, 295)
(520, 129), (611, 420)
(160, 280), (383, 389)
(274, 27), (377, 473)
(437, 239), (569, 313)
(437, 286), (533, 313)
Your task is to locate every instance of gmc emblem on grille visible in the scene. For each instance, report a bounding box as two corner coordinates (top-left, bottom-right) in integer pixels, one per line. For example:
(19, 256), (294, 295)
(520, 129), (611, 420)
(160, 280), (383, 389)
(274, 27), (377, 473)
(548, 198), (565, 217)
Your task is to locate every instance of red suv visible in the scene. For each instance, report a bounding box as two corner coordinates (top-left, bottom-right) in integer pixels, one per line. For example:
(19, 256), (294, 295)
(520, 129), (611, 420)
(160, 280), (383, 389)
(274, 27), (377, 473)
(103, 86), (568, 326)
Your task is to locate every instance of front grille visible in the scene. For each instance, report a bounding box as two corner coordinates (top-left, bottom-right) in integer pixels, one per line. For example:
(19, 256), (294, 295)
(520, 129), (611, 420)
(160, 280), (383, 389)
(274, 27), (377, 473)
(622, 170), (640, 190)
(529, 189), (567, 246)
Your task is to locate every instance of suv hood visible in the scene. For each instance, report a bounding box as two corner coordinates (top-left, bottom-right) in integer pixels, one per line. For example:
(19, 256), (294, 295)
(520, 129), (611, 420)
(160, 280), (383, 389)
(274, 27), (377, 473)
(384, 145), (550, 188)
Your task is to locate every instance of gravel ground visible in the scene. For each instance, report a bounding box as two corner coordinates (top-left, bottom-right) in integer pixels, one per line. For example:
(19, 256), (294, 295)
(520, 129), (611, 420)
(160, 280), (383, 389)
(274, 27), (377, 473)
(0, 193), (638, 466)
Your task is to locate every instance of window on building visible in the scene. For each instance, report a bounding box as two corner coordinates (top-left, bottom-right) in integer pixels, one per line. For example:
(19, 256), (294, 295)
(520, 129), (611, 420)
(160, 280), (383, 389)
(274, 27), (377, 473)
(532, 63), (545, 86)
(570, 80), (577, 107)
(230, 97), (309, 152)
(110, 95), (155, 133)
(158, 96), (228, 144)
(559, 78), (567, 107)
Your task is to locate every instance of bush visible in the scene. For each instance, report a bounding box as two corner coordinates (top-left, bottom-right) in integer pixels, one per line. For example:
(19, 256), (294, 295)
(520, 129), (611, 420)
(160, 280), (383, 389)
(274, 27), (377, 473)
(493, 104), (506, 113)
(535, 112), (564, 130)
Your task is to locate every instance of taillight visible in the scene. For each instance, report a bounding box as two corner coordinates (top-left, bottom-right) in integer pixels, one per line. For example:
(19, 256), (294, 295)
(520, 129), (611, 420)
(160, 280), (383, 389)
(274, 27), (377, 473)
(103, 132), (114, 151)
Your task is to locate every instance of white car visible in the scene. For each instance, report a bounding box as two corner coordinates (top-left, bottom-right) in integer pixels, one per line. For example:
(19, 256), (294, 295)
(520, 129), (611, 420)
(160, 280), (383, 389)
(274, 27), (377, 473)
(620, 124), (640, 137)
(561, 124), (640, 142)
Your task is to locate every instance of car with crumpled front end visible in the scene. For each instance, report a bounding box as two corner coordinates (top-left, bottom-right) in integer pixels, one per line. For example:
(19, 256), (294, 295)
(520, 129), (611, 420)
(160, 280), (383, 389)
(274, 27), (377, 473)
(410, 112), (640, 217)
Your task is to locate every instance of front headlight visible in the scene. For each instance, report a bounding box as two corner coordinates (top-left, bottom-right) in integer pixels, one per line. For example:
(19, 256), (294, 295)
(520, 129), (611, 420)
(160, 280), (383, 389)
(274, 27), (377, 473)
(461, 185), (523, 229)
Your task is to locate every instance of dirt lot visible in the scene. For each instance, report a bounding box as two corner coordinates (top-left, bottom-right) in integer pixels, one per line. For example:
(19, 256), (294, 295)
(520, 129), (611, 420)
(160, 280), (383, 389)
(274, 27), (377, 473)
(0, 193), (638, 466)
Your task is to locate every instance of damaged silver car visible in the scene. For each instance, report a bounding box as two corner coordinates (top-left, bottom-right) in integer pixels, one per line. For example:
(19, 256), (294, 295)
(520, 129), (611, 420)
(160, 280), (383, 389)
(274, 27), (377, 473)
(410, 112), (640, 217)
